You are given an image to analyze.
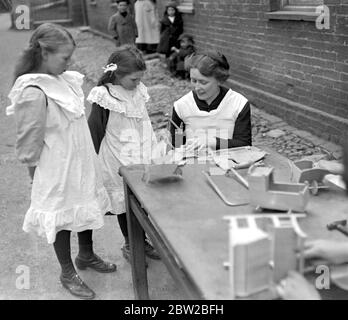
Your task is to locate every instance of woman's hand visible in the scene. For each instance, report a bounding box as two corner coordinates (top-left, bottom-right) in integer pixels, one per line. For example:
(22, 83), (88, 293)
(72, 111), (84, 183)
(304, 239), (348, 265)
(185, 136), (216, 153)
(277, 271), (321, 300)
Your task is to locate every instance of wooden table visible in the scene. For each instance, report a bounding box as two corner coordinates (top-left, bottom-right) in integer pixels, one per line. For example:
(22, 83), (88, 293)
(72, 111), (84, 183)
(119, 151), (348, 300)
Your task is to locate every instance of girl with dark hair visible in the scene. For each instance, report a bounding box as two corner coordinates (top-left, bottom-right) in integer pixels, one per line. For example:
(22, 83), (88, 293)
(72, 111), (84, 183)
(169, 50), (252, 150)
(87, 45), (160, 264)
(7, 23), (116, 300)
(157, 0), (183, 58)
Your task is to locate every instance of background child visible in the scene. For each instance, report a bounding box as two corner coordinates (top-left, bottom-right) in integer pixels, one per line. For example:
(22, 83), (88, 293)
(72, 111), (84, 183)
(168, 33), (195, 79)
(157, 0), (183, 58)
(108, 0), (138, 46)
(134, 0), (160, 54)
(87, 45), (160, 264)
(6, 23), (116, 300)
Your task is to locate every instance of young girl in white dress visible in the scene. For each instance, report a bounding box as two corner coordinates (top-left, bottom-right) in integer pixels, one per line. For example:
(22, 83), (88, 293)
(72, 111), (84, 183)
(7, 23), (116, 300)
(87, 45), (160, 264)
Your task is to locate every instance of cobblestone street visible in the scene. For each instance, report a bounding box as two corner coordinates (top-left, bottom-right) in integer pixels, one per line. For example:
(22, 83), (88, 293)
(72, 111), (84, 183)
(71, 30), (342, 162)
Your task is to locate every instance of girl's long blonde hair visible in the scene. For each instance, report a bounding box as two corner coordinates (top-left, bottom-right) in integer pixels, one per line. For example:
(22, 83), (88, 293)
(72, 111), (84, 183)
(14, 23), (75, 81)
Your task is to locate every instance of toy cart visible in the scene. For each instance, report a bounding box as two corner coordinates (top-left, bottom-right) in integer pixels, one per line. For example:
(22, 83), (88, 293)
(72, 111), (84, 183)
(289, 160), (330, 195)
(248, 165), (310, 212)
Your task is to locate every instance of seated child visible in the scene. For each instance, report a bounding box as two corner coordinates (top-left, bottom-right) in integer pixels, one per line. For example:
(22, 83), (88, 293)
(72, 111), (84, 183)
(168, 33), (195, 79)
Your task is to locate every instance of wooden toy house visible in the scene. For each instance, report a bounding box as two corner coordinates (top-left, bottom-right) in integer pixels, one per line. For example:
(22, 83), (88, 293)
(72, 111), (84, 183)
(225, 216), (272, 298)
(224, 214), (306, 299)
(268, 215), (306, 283)
(247, 165), (309, 212)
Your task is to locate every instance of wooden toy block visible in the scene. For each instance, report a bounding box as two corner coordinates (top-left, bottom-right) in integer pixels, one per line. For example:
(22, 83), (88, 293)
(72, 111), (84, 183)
(247, 165), (310, 212)
(269, 215), (306, 283)
(225, 216), (272, 298)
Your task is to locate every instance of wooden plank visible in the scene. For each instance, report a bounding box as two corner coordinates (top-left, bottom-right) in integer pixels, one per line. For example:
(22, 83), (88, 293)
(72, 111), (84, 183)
(124, 185), (149, 300)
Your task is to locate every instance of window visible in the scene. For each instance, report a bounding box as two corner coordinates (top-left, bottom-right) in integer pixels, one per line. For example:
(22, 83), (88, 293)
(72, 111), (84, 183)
(267, 0), (324, 21)
(177, 0), (194, 14)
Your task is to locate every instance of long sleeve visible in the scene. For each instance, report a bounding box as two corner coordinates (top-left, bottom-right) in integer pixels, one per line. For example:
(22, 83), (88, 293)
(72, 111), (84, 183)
(87, 103), (109, 154)
(108, 15), (118, 38)
(169, 107), (185, 148)
(132, 15), (138, 37)
(216, 102), (252, 150)
(14, 86), (47, 166)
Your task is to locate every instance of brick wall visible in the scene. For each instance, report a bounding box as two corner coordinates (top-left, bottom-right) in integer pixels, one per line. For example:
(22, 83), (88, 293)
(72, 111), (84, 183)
(158, 0), (348, 145)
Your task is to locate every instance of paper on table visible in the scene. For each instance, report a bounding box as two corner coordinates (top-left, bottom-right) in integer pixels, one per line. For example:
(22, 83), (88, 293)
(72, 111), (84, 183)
(213, 146), (267, 169)
(228, 146), (267, 164)
(323, 174), (346, 191)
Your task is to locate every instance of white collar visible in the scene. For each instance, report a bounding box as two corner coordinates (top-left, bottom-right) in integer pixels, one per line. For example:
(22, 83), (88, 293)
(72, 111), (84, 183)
(87, 82), (150, 119)
(7, 71), (85, 118)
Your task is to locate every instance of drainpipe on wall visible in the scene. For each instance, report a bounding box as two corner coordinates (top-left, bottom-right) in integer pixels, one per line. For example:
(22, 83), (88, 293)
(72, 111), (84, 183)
(80, 0), (89, 26)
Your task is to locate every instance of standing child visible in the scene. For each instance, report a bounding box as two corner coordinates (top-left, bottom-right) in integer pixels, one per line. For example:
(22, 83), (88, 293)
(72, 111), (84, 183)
(87, 45), (160, 264)
(157, 0), (183, 58)
(108, 0), (138, 46)
(134, 0), (160, 54)
(6, 23), (116, 300)
(168, 33), (195, 79)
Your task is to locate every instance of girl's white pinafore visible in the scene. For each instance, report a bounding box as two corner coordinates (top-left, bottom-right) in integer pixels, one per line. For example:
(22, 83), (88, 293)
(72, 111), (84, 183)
(87, 82), (157, 215)
(7, 71), (111, 244)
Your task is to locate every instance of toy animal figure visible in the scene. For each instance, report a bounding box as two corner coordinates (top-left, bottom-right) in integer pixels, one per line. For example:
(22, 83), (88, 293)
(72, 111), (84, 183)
(268, 215), (306, 283)
(247, 165), (310, 212)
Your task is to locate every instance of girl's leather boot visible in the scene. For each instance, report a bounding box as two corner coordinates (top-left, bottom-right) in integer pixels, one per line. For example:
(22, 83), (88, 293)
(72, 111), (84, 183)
(59, 262), (95, 300)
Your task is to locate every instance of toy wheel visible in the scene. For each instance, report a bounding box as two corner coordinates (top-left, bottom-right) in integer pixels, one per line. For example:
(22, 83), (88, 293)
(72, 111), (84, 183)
(310, 180), (319, 196)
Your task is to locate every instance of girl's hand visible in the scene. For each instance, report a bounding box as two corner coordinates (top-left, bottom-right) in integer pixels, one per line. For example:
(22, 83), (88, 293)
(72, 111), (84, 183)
(304, 239), (348, 265)
(276, 271), (321, 300)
